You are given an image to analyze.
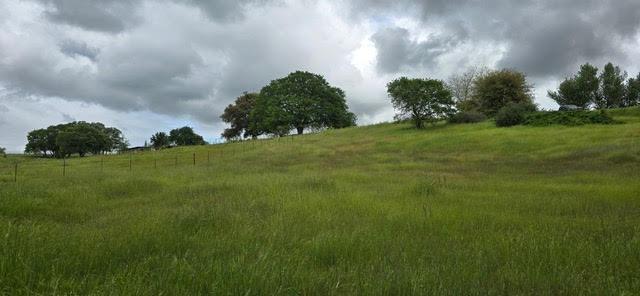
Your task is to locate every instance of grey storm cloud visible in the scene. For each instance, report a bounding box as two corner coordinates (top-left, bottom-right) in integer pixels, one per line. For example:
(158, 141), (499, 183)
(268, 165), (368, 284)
(59, 40), (100, 61)
(372, 25), (466, 74)
(31, 0), (275, 32)
(362, 0), (640, 77)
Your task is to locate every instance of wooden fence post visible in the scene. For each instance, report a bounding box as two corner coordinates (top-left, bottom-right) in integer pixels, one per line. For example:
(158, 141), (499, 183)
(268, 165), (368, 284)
(193, 153), (196, 166)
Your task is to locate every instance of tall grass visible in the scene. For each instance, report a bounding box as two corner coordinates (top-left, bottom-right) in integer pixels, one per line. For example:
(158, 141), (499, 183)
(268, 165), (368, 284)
(1, 107), (639, 294)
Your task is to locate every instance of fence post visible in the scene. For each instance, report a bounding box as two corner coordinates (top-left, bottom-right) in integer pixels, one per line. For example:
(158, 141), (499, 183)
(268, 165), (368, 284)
(129, 154), (132, 172)
(14, 163), (17, 182)
(193, 153), (196, 166)
(63, 157), (66, 177)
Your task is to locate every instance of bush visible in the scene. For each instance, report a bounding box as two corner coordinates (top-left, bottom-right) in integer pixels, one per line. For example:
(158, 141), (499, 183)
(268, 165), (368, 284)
(495, 103), (536, 127)
(524, 110), (615, 126)
(448, 111), (487, 124)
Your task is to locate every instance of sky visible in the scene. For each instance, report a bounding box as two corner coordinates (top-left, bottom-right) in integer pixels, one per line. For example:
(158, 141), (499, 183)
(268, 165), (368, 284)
(1, 0), (640, 152)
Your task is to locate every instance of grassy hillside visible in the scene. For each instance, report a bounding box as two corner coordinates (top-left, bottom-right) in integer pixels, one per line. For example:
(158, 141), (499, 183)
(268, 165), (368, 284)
(1, 108), (639, 295)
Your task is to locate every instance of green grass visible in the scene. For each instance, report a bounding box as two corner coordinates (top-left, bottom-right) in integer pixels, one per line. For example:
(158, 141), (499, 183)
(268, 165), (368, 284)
(1, 107), (640, 295)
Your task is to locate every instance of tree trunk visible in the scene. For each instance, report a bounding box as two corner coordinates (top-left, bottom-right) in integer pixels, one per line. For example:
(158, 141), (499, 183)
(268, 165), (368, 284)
(296, 127), (304, 135)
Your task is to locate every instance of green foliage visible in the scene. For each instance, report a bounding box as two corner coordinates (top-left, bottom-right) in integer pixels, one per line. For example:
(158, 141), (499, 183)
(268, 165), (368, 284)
(387, 77), (454, 129)
(25, 122), (126, 157)
(221, 92), (260, 140)
(524, 110), (615, 126)
(1, 109), (639, 294)
(624, 73), (640, 107)
(0, 147), (5, 158)
(599, 62), (627, 109)
(471, 69), (534, 116)
(169, 127), (206, 146)
(251, 71), (356, 136)
(448, 111), (487, 124)
(495, 103), (537, 127)
(150, 132), (170, 149)
(547, 77), (586, 108)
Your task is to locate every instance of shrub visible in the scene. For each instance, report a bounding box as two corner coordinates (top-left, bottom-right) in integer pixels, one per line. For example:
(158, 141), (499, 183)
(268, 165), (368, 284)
(524, 110), (615, 126)
(448, 111), (487, 124)
(495, 103), (536, 127)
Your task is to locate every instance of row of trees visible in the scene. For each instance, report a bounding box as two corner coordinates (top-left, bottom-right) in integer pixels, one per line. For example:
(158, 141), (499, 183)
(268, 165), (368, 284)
(25, 122), (127, 157)
(389, 68), (536, 128)
(150, 126), (206, 149)
(548, 63), (640, 109)
(221, 71), (356, 140)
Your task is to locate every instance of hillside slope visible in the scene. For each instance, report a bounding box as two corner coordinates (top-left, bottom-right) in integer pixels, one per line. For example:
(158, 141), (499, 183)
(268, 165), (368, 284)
(1, 108), (639, 294)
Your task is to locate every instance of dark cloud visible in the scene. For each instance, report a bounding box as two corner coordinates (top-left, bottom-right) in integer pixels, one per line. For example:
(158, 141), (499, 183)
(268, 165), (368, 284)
(59, 40), (100, 61)
(364, 0), (640, 77)
(372, 26), (465, 74)
(34, 0), (140, 32)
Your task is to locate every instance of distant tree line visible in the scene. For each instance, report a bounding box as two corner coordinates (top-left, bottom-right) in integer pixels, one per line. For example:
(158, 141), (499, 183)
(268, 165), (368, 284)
(548, 62), (640, 109)
(149, 126), (206, 149)
(221, 71), (356, 140)
(25, 122), (128, 158)
(389, 68), (536, 129)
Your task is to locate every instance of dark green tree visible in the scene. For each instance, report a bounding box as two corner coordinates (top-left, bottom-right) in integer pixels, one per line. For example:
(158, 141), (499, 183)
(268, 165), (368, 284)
(221, 92), (260, 140)
(471, 69), (535, 116)
(599, 62), (627, 108)
(150, 132), (170, 149)
(574, 63), (600, 108)
(251, 71), (356, 136)
(25, 122), (126, 157)
(387, 77), (455, 129)
(625, 73), (640, 107)
(169, 127), (206, 146)
(0, 147), (6, 158)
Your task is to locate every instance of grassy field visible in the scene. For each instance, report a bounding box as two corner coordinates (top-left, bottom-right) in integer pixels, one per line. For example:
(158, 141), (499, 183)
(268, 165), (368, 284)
(1, 108), (639, 295)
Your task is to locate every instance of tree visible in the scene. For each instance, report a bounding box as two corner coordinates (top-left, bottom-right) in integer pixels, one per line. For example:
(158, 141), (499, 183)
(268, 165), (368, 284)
(251, 71), (356, 136)
(447, 66), (489, 111)
(221, 92), (260, 140)
(150, 132), (170, 149)
(25, 121), (126, 157)
(471, 69), (535, 116)
(599, 62), (627, 108)
(0, 147), (6, 158)
(169, 127), (206, 146)
(574, 63), (600, 108)
(548, 77), (582, 107)
(387, 77), (455, 129)
(625, 73), (640, 107)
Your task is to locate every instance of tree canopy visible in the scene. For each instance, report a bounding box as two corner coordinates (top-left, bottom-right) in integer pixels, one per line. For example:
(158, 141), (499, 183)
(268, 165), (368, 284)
(150, 132), (170, 149)
(599, 62), (627, 109)
(25, 122), (127, 157)
(169, 127), (206, 146)
(221, 92), (260, 140)
(387, 77), (455, 129)
(250, 71), (356, 136)
(470, 69), (535, 116)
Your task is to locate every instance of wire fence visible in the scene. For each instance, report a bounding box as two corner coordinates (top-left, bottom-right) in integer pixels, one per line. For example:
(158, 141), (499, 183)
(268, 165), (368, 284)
(0, 135), (308, 183)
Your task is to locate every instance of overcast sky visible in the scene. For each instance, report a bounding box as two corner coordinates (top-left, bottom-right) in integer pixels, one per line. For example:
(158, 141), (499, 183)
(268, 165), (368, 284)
(1, 0), (640, 152)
